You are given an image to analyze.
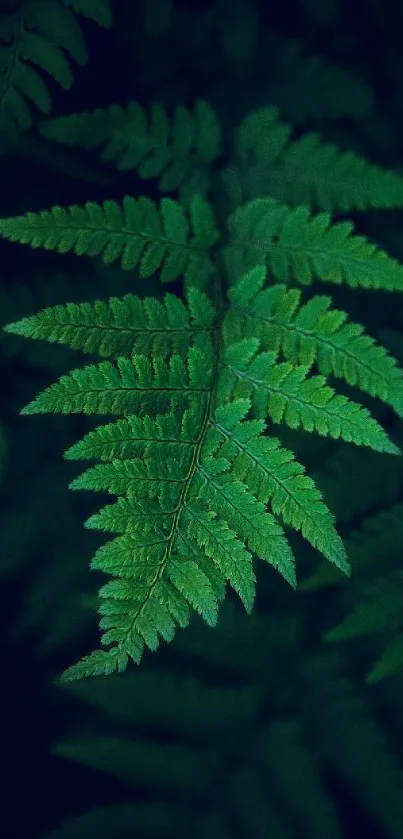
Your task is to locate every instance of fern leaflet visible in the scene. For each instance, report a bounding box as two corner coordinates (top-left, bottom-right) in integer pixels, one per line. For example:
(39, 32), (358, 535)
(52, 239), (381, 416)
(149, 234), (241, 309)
(38, 99), (221, 201)
(225, 198), (403, 290)
(0, 195), (219, 288)
(225, 106), (403, 212)
(226, 265), (403, 417)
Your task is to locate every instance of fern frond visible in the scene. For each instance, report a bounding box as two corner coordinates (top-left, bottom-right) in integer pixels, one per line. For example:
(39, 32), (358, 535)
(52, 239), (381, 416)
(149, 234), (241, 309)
(9, 236), (403, 673)
(61, 648), (130, 680)
(225, 198), (403, 291)
(304, 654), (403, 837)
(302, 501), (403, 592)
(70, 453), (193, 496)
(325, 572), (403, 643)
(4, 90), (403, 676)
(62, 0), (112, 27)
(22, 287), (398, 455)
(4, 286), (216, 359)
(227, 265), (403, 417)
(227, 106), (403, 211)
(13, 285), (357, 675)
(367, 634), (403, 684)
(143, 0), (174, 37)
(257, 721), (341, 839)
(302, 493), (403, 685)
(265, 36), (373, 121)
(0, 195), (219, 288)
(216, 0), (258, 73)
(0, 0), (98, 134)
(184, 503), (256, 612)
(39, 99), (221, 201)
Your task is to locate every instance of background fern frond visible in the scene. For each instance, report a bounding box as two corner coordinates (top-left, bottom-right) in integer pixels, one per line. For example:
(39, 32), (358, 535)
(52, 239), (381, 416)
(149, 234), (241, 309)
(62, 0), (112, 28)
(325, 572), (403, 642)
(38, 99), (221, 202)
(47, 616), (403, 839)
(302, 500), (403, 592)
(0, 0), (107, 137)
(303, 654), (403, 838)
(225, 106), (403, 211)
(367, 634), (403, 684)
(255, 720), (341, 839)
(263, 36), (374, 122)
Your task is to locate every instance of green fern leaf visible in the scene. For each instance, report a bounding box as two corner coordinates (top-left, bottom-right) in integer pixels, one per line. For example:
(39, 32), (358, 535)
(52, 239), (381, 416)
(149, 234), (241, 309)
(167, 557), (219, 628)
(184, 503), (256, 613)
(61, 649), (130, 681)
(4, 214), (403, 676)
(20, 343), (212, 417)
(218, 333), (399, 454)
(4, 286), (215, 359)
(210, 401), (348, 573)
(13, 313), (304, 674)
(192, 459), (296, 586)
(64, 409), (200, 462)
(13, 234), (403, 673)
(225, 198), (403, 291)
(227, 265), (403, 417)
(69, 454), (192, 495)
(0, 195), (219, 288)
